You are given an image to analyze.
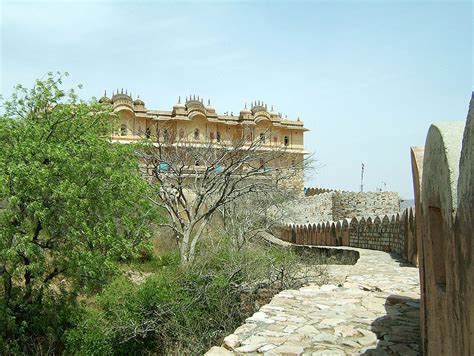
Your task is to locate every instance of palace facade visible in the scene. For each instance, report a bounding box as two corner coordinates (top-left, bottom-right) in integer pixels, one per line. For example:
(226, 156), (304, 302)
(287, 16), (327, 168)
(99, 90), (308, 189)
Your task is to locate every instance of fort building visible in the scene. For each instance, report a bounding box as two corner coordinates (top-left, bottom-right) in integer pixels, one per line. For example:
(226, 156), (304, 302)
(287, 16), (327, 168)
(99, 90), (308, 189)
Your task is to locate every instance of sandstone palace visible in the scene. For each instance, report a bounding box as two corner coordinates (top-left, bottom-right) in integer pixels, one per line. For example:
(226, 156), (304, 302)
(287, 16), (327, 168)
(99, 90), (308, 189)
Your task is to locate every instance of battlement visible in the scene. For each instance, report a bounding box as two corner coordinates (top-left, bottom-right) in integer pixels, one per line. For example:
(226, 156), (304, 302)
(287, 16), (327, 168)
(276, 207), (416, 265)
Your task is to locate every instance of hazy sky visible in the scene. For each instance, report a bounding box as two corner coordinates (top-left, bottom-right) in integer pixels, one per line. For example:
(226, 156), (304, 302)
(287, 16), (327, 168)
(1, 0), (472, 198)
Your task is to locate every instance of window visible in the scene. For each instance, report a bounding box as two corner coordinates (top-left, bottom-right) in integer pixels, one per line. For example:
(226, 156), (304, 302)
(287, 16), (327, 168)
(273, 136), (278, 143)
(259, 133), (265, 143)
(163, 129), (169, 143)
(210, 132), (215, 140)
(216, 131), (221, 142)
(145, 128), (151, 139)
(179, 129), (185, 139)
(120, 124), (127, 136)
(284, 136), (289, 146)
(194, 129), (200, 140)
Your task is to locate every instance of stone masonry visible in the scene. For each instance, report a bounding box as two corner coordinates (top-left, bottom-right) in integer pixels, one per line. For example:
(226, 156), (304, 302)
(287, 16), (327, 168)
(331, 192), (400, 221)
(283, 191), (400, 225)
(207, 247), (420, 355)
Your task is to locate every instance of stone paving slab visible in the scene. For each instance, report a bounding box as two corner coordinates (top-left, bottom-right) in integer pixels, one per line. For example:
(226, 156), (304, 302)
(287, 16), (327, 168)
(207, 247), (420, 355)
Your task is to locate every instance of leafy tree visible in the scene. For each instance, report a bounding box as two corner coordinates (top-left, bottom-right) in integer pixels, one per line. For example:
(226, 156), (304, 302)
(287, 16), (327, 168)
(0, 73), (158, 352)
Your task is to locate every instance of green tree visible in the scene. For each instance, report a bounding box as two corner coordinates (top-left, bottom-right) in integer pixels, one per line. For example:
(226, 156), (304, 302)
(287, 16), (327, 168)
(0, 73), (157, 353)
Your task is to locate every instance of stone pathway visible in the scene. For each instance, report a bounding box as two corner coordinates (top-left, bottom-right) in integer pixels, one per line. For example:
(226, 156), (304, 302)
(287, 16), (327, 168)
(206, 247), (420, 355)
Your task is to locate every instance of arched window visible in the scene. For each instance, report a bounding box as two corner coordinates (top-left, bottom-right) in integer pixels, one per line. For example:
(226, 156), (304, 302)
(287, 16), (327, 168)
(145, 127), (151, 139)
(259, 133), (266, 143)
(216, 131), (221, 142)
(120, 124), (127, 136)
(284, 136), (289, 146)
(194, 129), (200, 140)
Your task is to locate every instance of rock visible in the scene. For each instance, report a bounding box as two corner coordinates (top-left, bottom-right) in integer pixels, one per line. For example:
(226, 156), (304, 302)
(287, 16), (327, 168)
(357, 334), (378, 346)
(234, 343), (265, 352)
(335, 325), (359, 337)
(297, 324), (319, 334)
(246, 311), (268, 322)
(312, 333), (338, 343)
(242, 335), (267, 345)
(223, 334), (240, 349)
(234, 323), (257, 335)
(341, 340), (360, 349)
(258, 344), (277, 352)
(271, 344), (305, 355)
(205, 346), (234, 355)
(388, 344), (418, 355)
(320, 284), (338, 292)
(315, 304), (331, 310)
(311, 350), (346, 356)
(320, 318), (345, 326)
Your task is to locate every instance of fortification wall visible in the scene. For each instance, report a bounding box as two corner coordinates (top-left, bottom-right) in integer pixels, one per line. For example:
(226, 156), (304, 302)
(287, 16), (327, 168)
(277, 207), (415, 261)
(304, 187), (342, 196)
(289, 189), (400, 224)
(415, 94), (474, 356)
(281, 192), (335, 224)
(332, 191), (400, 221)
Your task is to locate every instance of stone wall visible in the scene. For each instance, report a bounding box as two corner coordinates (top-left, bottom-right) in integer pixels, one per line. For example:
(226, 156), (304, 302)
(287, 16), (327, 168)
(414, 93), (474, 356)
(281, 192), (335, 224)
(332, 191), (400, 221)
(276, 207), (416, 261)
(284, 190), (401, 224)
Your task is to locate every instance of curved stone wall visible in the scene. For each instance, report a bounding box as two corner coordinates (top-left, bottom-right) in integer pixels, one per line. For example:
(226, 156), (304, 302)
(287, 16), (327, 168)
(418, 93), (474, 356)
(277, 208), (415, 260)
(420, 121), (465, 356)
(410, 146), (424, 267)
(455, 94), (474, 355)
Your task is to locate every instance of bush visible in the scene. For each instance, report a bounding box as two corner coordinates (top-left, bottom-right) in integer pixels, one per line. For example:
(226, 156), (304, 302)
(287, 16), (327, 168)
(66, 242), (328, 355)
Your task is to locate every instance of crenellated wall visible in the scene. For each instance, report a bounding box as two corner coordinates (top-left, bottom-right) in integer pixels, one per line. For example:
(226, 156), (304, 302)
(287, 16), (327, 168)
(332, 191), (400, 220)
(284, 189), (401, 224)
(276, 207), (416, 263)
(304, 187), (343, 196)
(414, 93), (474, 356)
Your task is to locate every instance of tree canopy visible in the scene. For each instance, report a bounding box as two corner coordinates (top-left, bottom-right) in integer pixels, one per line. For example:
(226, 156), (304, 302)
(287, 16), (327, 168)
(0, 73), (157, 352)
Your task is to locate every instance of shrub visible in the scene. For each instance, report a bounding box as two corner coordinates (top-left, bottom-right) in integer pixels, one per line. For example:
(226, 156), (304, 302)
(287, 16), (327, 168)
(66, 242), (328, 355)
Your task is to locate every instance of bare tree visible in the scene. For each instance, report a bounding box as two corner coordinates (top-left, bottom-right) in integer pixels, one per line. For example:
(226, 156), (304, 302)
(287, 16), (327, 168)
(139, 129), (308, 264)
(219, 189), (297, 250)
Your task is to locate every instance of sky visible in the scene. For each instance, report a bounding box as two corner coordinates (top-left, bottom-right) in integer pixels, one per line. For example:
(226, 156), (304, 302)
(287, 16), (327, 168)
(1, 0), (472, 198)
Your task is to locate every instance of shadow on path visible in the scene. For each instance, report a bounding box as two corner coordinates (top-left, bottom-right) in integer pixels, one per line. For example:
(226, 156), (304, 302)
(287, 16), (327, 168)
(364, 295), (420, 355)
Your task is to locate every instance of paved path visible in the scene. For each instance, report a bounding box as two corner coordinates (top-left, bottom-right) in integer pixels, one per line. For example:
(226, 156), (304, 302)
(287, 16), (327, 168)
(207, 247), (420, 356)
